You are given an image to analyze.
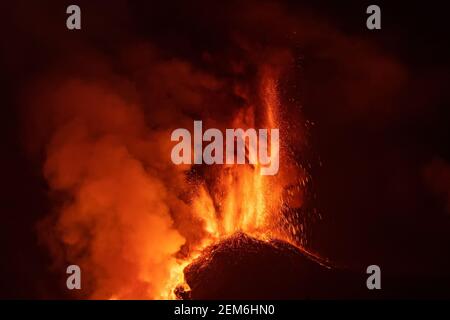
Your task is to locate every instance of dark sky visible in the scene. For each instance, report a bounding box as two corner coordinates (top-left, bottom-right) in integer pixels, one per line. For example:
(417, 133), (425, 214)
(0, 0), (449, 298)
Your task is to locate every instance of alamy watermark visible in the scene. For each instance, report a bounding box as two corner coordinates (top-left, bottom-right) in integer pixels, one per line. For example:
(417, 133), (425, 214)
(170, 120), (279, 176)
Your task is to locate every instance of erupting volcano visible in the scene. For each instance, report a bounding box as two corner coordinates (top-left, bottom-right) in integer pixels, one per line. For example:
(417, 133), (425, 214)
(31, 53), (313, 299)
(159, 67), (310, 299)
(23, 0), (328, 299)
(6, 0), (450, 302)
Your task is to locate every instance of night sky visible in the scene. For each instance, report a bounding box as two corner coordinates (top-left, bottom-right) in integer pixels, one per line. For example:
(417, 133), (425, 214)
(1, 0), (449, 299)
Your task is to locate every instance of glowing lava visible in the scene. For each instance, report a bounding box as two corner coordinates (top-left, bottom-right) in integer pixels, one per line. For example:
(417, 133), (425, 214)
(160, 66), (305, 299)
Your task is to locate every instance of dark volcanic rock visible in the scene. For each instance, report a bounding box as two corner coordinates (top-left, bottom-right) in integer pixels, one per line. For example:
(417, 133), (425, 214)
(179, 232), (365, 299)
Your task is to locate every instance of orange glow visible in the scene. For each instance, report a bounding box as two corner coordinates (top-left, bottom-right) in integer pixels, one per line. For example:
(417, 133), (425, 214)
(35, 60), (305, 300)
(159, 66), (303, 299)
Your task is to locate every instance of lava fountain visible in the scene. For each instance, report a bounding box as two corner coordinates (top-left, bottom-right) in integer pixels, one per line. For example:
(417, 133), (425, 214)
(159, 66), (308, 299)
